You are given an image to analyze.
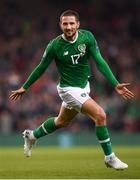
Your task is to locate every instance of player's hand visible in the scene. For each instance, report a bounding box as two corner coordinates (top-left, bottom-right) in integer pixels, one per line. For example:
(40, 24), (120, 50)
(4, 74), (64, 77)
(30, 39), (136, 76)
(9, 87), (26, 101)
(115, 83), (134, 100)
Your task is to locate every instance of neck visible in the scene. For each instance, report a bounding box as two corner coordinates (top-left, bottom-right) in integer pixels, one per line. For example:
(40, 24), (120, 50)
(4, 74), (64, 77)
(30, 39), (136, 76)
(62, 31), (78, 43)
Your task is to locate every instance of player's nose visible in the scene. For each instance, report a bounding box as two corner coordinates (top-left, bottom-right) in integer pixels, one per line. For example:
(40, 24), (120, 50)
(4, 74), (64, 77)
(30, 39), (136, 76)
(66, 23), (71, 30)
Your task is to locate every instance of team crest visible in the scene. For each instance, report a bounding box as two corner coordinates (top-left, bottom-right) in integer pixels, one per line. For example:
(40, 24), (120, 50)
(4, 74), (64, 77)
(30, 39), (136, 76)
(81, 93), (87, 97)
(78, 44), (86, 54)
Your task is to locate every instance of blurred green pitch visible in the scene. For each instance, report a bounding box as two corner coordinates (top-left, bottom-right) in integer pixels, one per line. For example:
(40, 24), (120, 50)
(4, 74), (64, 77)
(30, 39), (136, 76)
(0, 146), (139, 179)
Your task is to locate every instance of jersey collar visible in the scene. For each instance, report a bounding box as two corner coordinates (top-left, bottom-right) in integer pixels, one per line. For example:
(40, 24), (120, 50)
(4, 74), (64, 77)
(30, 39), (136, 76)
(62, 31), (78, 44)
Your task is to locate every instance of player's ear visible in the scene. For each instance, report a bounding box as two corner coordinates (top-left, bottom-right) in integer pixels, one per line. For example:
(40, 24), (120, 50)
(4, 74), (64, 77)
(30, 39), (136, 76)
(59, 21), (62, 30)
(77, 21), (80, 28)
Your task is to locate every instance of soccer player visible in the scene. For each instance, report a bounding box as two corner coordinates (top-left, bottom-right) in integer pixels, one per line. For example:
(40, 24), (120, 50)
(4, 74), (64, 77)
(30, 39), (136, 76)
(10, 10), (134, 170)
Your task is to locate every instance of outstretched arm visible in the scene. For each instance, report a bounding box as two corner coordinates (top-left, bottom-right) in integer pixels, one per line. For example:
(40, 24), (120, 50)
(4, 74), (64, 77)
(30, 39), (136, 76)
(115, 83), (134, 99)
(10, 41), (55, 101)
(88, 32), (119, 87)
(93, 52), (134, 99)
(10, 87), (26, 101)
(92, 50), (119, 87)
(9, 59), (51, 101)
(88, 32), (134, 99)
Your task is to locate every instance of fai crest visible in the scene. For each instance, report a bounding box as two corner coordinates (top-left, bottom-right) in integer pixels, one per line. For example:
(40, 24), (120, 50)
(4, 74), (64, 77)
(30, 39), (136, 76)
(78, 44), (86, 53)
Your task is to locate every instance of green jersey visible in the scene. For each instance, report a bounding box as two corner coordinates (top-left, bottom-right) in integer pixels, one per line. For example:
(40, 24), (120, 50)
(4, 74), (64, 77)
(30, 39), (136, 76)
(23, 29), (119, 89)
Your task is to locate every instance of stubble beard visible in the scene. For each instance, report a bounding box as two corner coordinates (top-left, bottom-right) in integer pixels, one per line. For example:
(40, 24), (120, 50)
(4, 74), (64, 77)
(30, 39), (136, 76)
(64, 30), (77, 41)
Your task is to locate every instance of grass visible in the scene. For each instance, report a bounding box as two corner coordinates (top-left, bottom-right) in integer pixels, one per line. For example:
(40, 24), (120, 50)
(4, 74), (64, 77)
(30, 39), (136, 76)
(0, 146), (139, 179)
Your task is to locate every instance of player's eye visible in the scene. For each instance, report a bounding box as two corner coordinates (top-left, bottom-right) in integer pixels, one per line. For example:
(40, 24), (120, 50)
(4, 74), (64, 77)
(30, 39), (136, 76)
(70, 22), (75, 25)
(62, 22), (68, 26)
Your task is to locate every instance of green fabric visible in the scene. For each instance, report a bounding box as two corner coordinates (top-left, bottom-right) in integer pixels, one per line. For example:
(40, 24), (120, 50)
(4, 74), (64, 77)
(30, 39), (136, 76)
(101, 141), (112, 156)
(96, 125), (112, 155)
(33, 117), (58, 139)
(88, 32), (119, 87)
(54, 30), (90, 88)
(22, 29), (119, 90)
(22, 42), (54, 90)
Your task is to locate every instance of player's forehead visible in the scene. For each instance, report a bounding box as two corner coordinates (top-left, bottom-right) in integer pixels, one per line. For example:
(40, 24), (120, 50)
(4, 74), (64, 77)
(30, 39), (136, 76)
(60, 16), (77, 23)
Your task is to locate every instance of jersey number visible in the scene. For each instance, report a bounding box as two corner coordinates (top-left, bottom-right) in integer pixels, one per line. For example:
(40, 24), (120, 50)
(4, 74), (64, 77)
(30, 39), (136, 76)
(71, 54), (81, 64)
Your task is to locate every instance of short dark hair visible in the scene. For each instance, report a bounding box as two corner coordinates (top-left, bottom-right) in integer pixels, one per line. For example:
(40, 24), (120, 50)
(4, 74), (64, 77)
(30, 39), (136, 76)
(60, 10), (79, 21)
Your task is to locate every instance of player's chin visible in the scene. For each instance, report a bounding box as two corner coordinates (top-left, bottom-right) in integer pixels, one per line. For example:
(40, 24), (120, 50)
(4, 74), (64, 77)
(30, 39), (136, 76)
(65, 32), (75, 39)
(65, 32), (73, 37)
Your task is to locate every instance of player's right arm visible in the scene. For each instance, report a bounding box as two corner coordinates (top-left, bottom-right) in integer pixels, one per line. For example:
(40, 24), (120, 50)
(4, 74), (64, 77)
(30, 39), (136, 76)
(10, 41), (55, 101)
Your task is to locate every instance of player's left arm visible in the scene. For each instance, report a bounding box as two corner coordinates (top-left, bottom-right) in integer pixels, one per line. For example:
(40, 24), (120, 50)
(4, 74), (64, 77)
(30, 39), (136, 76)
(88, 32), (134, 99)
(115, 83), (134, 99)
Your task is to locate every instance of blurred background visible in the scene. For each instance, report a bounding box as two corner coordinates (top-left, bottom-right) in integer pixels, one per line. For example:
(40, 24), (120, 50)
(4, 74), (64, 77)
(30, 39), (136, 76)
(0, 0), (140, 146)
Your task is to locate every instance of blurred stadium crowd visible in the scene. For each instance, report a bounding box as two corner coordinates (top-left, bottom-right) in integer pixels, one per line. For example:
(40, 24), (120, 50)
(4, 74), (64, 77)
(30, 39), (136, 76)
(0, 0), (140, 135)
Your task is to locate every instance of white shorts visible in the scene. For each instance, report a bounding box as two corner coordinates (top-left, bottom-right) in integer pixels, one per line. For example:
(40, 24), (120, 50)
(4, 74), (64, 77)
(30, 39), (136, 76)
(57, 82), (91, 112)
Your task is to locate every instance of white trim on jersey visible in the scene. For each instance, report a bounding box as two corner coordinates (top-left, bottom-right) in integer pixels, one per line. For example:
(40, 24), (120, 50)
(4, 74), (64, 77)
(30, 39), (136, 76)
(62, 31), (78, 44)
(41, 124), (48, 134)
(99, 138), (110, 144)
